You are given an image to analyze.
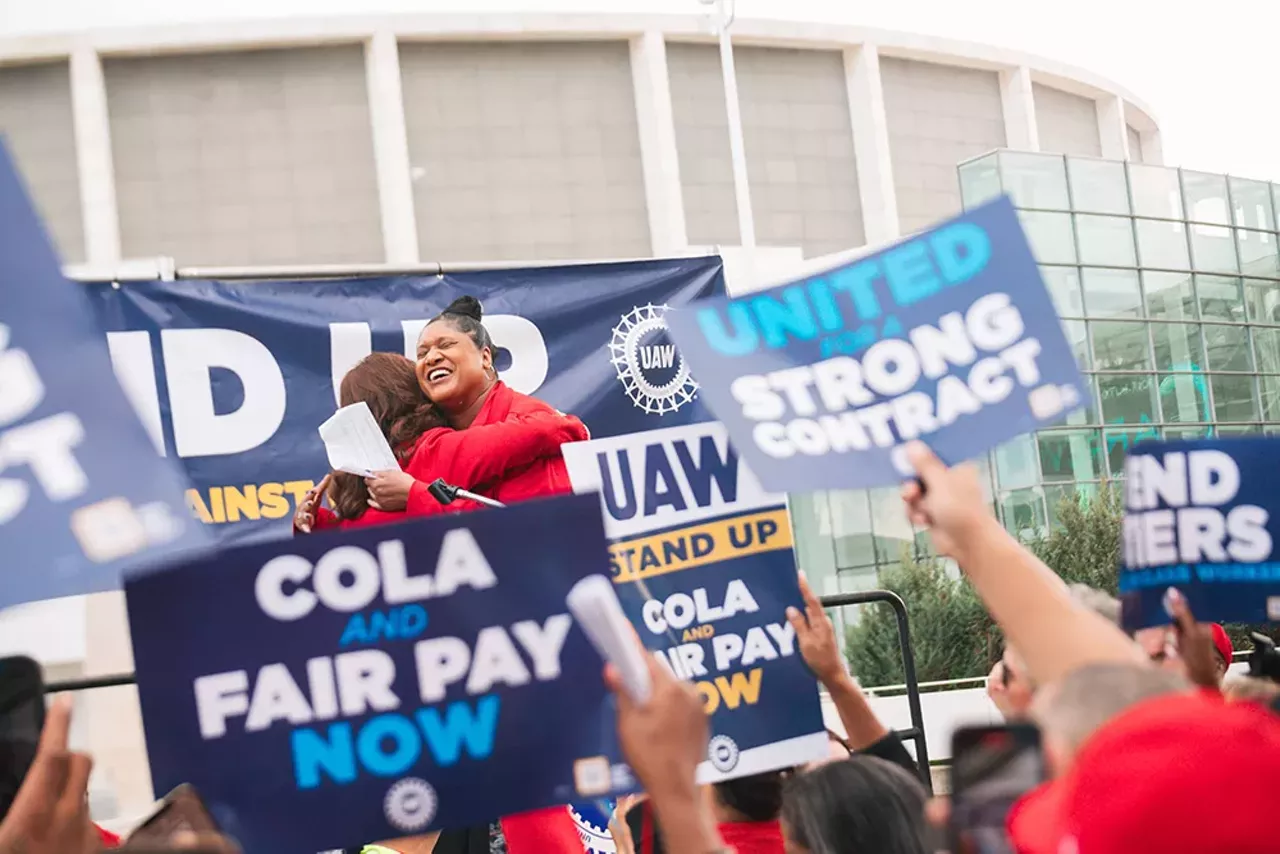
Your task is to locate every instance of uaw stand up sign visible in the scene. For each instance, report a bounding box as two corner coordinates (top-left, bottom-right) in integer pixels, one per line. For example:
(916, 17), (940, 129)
(1120, 437), (1280, 629)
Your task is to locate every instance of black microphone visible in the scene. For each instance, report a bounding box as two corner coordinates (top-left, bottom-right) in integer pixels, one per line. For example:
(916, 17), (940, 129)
(426, 478), (506, 510)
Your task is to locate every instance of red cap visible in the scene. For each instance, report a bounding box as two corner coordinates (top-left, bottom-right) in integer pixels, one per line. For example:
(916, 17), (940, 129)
(1007, 692), (1280, 854)
(1209, 623), (1233, 666)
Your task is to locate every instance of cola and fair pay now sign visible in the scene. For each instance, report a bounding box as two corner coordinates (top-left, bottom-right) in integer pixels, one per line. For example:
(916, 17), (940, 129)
(665, 196), (1088, 493)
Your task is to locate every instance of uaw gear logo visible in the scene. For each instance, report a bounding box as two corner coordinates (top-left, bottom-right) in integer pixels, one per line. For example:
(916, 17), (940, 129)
(610, 304), (699, 415)
(570, 803), (617, 854)
(708, 734), (740, 773)
(383, 777), (438, 833)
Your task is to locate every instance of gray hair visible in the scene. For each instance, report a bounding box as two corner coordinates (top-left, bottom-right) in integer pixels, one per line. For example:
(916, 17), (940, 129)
(1031, 662), (1188, 756)
(1066, 583), (1121, 626)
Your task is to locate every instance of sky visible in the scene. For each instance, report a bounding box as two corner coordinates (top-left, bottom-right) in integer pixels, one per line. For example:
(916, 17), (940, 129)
(4, 0), (1278, 181)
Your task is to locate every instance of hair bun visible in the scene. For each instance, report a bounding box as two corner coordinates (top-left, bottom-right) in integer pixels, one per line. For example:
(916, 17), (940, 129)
(443, 295), (483, 321)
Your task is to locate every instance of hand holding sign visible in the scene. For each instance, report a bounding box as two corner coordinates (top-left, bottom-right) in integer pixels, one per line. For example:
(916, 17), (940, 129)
(665, 197), (1086, 494)
(900, 442), (992, 560)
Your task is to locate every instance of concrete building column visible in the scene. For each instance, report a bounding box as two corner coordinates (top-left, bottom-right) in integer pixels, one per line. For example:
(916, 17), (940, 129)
(69, 46), (121, 266)
(629, 31), (688, 257)
(999, 66), (1039, 152)
(844, 44), (900, 244)
(365, 31), (420, 264)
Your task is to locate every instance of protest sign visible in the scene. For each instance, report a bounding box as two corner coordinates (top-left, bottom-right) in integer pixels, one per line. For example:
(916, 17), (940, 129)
(1120, 437), (1280, 629)
(563, 421), (829, 783)
(0, 139), (207, 608)
(665, 196), (1088, 493)
(126, 493), (630, 853)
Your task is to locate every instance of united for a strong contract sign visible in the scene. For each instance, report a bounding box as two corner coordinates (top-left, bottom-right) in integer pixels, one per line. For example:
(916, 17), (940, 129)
(125, 494), (629, 853)
(665, 196), (1088, 493)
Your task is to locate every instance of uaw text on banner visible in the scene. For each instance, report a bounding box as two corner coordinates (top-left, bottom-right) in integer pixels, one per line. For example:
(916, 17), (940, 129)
(1120, 437), (1280, 629)
(563, 421), (828, 783)
(126, 493), (630, 854)
(665, 196), (1088, 493)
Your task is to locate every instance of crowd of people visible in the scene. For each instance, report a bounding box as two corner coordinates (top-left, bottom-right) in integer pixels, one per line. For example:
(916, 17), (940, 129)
(3, 297), (1279, 854)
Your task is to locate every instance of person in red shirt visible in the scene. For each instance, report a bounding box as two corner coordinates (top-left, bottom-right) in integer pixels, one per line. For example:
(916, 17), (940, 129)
(294, 351), (585, 533)
(362, 296), (585, 513)
(310, 302), (591, 854)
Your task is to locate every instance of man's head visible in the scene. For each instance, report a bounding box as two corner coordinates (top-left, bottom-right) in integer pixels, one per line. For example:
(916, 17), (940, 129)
(1030, 662), (1189, 776)
(988, 584), (1122, 721)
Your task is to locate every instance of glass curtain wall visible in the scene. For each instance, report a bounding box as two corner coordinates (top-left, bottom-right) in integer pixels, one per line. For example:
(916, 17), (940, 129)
(788, 150), (1280, 603)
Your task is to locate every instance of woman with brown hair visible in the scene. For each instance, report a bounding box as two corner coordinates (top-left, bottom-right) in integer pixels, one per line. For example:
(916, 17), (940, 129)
(294, 351), (585, 532)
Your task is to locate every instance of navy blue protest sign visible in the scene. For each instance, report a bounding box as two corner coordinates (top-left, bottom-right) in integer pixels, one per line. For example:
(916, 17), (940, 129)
(0, 140), (208, 608)
(665, 196), (1087, 493)
(1120, 437), (1280, 629)
(563, 422), (829, 782)
(125, 493), (630, 853)
(85, 260), (723, 544)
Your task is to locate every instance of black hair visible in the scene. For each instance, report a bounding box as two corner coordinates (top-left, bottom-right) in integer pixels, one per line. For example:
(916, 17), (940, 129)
(781, 756), (931, 854)
(713, 770), (786, 822)
(431, 295), (496, 357)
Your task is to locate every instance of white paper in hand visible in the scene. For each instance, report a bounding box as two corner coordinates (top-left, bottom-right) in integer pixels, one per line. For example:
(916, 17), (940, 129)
(318, 402), (399, 477)
(567, 574), (652, 704)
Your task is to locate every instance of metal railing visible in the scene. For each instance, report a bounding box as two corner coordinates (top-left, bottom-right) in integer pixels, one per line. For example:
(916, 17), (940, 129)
(818, 590), (931, 791)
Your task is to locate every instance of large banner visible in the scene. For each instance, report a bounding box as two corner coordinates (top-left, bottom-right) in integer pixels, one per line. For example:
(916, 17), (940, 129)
(126, 493), (628, 853)
(85, 259), (724, 543)
(0, 141), (207, 609)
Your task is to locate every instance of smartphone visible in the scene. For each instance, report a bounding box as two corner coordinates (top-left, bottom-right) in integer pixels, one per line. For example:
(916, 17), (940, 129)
(949, 724), (1045, 854)
(0, 656), (46, 823)
(126, 784), (219, 845)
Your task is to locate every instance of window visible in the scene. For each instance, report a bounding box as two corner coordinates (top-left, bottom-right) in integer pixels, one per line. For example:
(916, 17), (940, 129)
(1230, 177), (1275, 231)
(1150, 323), (1204, 371)
(1081, 268), (1142, 318)
(1061, 318), (1091, 370)
(1104, 424), (1160, 474)
(1196, 275), (1245, 323)
(1203, 323), (1252, 372)
(1135, 219), (1190, 269)
(1260, 375), (1280, 420)
(1143, 271), (1196, 320)
(1067, 157), (1129, 215)
(1157, 373), (1209, 423)
(1189, 222), (1239, 274)
(1128, 164), (1183, 219)
(1097, 374), (1157, 425)
(1182, 170), (1231, 226)
(999, 489), (1047, 539)
(1037, 429), (1103, 482)
(829, 490), (876, 570)
(1046, 483), (1100, 529)
(1076, 215), (1137, 267)
(1236, 229), (1279, 279)
(1254, 327), (1280, 373)
(993, 434), (1039, 490)
(999, 152), (1069, 210)
(1018, 211), (1076, 264)
(1042, 266), (1084, 316)
(1091, 320), (1151, 370)
(1211, 374), (1258, 422)
(1243, 279), (1280, 324)
(959, 155), (1002, 209)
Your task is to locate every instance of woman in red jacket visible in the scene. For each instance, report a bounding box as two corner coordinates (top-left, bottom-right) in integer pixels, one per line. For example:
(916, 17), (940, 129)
(363, 296), (584, 513)
(294, 351), (585, 533)
(357, 297), (591, 854)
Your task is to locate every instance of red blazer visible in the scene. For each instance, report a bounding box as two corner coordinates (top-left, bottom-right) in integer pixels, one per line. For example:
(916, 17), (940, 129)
(468, 381), (583, 504)
(308, 404), (586, 530)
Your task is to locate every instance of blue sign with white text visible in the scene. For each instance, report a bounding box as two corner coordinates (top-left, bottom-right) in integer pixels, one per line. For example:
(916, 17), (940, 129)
(0, 140), (208, 608)
(665, 197), (1088, 493)
(126, 493), (629, 854)
(1119, 437), (1280, 629)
